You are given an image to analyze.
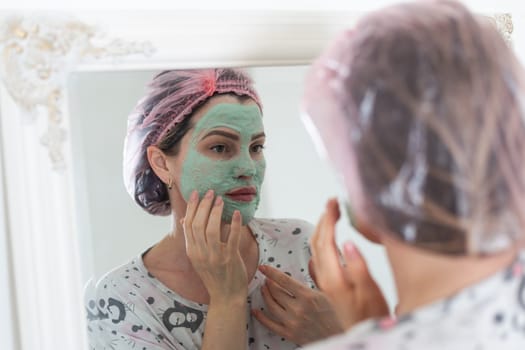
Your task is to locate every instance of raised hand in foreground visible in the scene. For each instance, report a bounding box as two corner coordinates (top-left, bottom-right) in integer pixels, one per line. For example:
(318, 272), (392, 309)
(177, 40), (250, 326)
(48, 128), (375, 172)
(309, 199), (389, 330)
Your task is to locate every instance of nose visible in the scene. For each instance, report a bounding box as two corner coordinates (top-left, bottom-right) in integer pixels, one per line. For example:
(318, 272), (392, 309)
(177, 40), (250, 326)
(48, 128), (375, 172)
(232, 151), (256, 178)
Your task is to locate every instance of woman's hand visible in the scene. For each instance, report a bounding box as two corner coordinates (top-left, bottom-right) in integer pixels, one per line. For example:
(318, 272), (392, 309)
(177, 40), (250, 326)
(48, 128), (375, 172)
(183, 189), (249, 350)
(182, 189), (248, 303)
(309, 198), (389, 330)
(252, 265), (344, 345)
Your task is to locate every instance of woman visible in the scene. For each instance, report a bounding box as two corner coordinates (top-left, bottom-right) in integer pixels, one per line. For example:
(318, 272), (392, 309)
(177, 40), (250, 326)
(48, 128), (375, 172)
(84, 69), (342, 350)
(302, 1), (525, 349)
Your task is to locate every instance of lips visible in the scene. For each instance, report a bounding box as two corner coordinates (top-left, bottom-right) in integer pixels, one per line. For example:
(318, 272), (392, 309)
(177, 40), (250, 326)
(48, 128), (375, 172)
(225, 187), (257, 202)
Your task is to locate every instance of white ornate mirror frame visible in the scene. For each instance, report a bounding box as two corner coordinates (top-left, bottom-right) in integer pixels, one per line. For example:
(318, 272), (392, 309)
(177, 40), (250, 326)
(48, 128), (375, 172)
(0, 11), (513, 350)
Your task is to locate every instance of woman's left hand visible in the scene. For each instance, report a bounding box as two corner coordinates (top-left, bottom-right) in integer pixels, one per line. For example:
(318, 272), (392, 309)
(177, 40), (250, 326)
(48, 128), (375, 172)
(252, 265), (344, 346)
(309, 198), (390, 330)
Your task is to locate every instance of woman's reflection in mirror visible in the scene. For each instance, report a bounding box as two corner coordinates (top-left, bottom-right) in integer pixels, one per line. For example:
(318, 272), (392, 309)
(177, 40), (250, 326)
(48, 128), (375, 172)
(84, 68), (343, 350)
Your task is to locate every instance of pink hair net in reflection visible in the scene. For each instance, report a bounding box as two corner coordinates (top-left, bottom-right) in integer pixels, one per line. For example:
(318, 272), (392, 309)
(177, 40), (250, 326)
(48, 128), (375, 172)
(123, 69), (261, 216)
(301, 1), (525, 255)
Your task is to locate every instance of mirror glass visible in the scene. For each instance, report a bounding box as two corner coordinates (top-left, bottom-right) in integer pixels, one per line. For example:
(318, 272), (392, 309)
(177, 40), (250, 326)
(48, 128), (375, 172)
(66, 65), (396, 314)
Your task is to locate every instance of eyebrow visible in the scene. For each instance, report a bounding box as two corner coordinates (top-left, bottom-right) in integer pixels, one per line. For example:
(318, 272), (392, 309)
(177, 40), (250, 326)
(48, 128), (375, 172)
(251, 132), (266, 141)
(202, 130), (240, 141)
(201, 130), (266, 141)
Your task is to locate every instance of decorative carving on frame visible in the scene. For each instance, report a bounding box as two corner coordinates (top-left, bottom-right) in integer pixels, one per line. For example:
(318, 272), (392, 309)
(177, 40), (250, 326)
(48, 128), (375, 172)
(0, 15), (154, 169)
(489, 13), (513, 44)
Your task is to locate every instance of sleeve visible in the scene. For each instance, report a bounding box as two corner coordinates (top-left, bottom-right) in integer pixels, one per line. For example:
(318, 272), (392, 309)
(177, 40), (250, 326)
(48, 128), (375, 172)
(84, 278), (187, 350)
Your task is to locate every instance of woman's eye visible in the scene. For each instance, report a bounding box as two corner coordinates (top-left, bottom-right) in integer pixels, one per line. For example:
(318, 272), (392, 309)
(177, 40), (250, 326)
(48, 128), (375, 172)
(210, 145), (227, 153)
(251, 144), (265, 153)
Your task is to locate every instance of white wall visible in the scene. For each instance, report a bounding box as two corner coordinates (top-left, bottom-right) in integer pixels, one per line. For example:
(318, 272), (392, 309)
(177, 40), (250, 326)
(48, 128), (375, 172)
(68, 71), (171, 283)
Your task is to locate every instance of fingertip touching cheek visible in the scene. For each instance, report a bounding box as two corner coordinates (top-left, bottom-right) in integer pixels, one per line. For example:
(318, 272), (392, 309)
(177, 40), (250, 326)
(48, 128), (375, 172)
(180, 103), (266, 224)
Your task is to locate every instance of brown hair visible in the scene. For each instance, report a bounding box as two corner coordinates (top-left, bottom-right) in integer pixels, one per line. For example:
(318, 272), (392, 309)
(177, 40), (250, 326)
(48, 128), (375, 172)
(345, 1), (525, 254)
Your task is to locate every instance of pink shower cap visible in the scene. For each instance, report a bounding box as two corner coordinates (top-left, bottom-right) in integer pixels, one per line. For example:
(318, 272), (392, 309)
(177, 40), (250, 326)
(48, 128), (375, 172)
(302, 1), (525, 255)
(123, 68), (262, 216)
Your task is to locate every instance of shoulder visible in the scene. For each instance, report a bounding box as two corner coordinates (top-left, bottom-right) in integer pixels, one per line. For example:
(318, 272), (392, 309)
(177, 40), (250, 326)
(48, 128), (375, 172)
(88, 257), (144, 295)
(250, 217), (315, 252)
(83, 254), (166, 320)
(84, 255), (208, 349)
(250, 217), (315, 238)
(84, 256), (173, 342)
(84, 258), (142, 321)
(251, 218), (315, 284)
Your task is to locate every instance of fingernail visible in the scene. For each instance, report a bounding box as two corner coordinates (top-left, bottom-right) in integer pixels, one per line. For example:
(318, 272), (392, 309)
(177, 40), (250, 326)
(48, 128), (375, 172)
(258, 265), (266, 272)
(205, 189), (214, 199)
(215, 196), (223, 206)
(190, 190), (198, 202)
(344, 241), (358, 260)
(233, 210), (240, 220)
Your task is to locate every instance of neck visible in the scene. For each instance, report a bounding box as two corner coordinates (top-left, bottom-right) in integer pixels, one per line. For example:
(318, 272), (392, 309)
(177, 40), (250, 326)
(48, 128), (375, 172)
(384, 235), (518, 316)
(145, 215), (256, 274)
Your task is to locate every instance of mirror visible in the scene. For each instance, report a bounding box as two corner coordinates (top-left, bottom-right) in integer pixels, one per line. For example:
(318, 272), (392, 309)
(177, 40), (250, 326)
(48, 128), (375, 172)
(67, 65), (396, 304)
(67, 65), (396, 349)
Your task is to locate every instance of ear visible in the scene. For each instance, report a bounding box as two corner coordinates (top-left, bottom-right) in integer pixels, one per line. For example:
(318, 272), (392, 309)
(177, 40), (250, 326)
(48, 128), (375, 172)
(146, 145), (172, 184)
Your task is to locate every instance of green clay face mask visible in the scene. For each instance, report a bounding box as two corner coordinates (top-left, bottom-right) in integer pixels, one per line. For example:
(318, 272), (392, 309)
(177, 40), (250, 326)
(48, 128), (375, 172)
(180, 103), (265, 224)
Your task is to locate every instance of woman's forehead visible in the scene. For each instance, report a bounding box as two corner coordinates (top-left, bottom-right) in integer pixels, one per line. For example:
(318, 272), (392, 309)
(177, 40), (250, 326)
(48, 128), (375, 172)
(192, 94), (260, 122)
(192, 103), (263, 134)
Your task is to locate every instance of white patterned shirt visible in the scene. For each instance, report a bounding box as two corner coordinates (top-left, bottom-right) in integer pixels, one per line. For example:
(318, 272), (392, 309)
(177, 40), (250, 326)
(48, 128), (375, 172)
(85, 218), (315, 350)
